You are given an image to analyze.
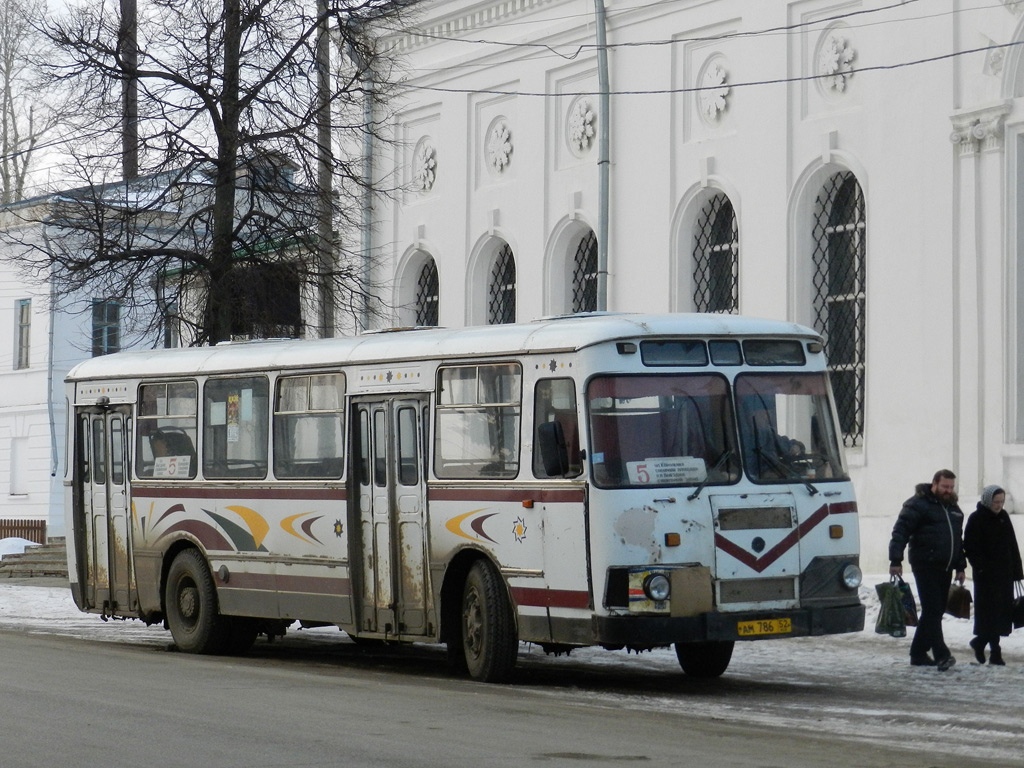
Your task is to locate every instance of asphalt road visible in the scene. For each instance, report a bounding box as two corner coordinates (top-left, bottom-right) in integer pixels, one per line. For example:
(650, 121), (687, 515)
(0, 627), (1014, 768)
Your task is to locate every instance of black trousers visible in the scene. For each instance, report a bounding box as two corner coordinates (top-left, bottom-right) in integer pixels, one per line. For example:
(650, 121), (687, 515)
(910, 564), (953, 661)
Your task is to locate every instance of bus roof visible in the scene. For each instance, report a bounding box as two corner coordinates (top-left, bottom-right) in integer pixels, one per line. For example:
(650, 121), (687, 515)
(66, 312), (821, 382)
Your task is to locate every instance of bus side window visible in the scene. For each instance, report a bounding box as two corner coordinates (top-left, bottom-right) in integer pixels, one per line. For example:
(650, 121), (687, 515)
(533, 378), (581, 478)
(136, 381), (198, 479)
(203, 377), (269, 480)
(434, 363), (521, 480)
(273, 373), (345, 479)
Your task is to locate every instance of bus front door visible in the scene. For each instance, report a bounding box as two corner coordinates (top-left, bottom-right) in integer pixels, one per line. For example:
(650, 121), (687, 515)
(354, 397), (430, 638)
(74, 407), (137, 616)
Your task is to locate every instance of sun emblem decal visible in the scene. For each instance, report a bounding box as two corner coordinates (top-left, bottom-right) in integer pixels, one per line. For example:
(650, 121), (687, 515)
(334, 520), (344, 537)
(513, 516), (527, 543)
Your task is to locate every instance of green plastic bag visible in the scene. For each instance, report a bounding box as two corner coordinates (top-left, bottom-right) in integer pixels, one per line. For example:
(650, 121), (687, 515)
(875, 580), (907, 638)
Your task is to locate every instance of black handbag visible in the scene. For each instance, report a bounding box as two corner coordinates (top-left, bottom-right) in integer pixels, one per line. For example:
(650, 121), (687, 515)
(946, 583), (972, 619)
(1013, 581), (1024, 630)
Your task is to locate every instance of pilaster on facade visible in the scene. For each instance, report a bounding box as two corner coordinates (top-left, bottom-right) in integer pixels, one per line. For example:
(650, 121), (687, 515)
(950, 102), (1013, 155)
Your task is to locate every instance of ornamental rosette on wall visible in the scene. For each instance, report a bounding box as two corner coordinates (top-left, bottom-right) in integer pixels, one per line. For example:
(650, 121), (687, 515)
(567, 97), (596, 155)
(697, 58), (730, 123)
(818, 33), (856, 93)
(414, 139), (436, 192)
(487, 119), (513, 173)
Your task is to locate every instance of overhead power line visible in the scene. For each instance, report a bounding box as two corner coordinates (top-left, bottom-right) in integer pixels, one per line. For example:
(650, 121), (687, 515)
(397, 39), (1023, 98)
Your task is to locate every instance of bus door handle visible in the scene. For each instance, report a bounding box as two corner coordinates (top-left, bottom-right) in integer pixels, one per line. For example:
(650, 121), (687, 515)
(652, 497), (676, 504)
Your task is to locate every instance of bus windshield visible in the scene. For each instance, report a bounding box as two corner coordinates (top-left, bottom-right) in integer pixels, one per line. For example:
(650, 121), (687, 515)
(587, 374), (740, 488)
(735, 372), (848, 483)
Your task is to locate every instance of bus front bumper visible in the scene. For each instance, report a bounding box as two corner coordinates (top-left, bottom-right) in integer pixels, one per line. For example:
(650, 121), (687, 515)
(592, 602), (865, 646)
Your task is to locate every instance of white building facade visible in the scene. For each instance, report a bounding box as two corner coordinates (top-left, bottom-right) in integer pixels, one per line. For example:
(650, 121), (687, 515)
(0, 200), (160, 539)
(371, 0), (1024, 570)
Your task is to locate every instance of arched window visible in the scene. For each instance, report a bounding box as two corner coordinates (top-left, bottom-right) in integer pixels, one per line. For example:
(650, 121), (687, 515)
(571, 229), (598, 313)
(693, 193), (738, 313)
(488, 242), (516, 324)
(812, 172), (865, 447)
(414, 257), (439, 326)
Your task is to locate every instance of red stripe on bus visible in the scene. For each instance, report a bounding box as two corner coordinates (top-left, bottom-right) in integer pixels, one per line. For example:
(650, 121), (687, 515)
(714, 502), (850, 573)
(132, 486), (346, 501)
(510, 586), (591, 609)
(429, 487), (585, 504)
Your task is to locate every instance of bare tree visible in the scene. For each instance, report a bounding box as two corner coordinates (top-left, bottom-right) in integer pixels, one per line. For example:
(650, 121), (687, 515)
(0, 0), (63, 203)
(4, 0), (413, 345)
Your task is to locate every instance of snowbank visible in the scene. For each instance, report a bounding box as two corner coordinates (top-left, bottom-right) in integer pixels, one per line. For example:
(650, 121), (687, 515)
(0, 537), (41, 560)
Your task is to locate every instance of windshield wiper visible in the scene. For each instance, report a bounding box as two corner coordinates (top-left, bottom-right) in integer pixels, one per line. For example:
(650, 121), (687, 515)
(757, 448), (819, 496)
(688, 450), (733, 501)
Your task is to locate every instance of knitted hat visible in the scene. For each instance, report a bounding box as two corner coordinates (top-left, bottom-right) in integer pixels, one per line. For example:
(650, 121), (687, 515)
(980, 484), (1004, 509)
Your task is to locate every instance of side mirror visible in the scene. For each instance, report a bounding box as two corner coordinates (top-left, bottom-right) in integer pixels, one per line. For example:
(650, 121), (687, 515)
(537, 420), (569, 477)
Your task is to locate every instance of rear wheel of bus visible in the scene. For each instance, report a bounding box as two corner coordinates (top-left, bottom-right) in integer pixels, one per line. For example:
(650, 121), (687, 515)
(460, 559), (518, 683)
(165, 548), (229, 654)
(675, 640), (734, 678)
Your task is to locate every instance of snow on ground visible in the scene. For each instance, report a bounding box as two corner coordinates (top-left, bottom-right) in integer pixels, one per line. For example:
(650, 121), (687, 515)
(2, 573), (1024, 764)
(0, 538), (40, 559)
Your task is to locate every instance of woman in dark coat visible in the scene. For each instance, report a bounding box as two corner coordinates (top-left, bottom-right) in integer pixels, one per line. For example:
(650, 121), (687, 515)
(963, 485), (1024, 665)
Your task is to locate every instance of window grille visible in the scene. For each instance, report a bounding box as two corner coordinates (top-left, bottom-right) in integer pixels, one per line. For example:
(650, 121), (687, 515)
(812, 172), (865, 447)
(415, 258), (439, 326)
(488, 243), (516, 325)
(92, 300), (121, 357)
(693, 194), (738, 313)
(572, 230), (598, 313)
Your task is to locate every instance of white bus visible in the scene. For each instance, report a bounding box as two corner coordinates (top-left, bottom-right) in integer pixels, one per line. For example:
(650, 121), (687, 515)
(65, 313), (863, 681)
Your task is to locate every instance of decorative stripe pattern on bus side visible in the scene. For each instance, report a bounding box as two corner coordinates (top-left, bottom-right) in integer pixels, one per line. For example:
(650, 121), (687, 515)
(714, 501), (858, 573)
(509, 586), (591, 609)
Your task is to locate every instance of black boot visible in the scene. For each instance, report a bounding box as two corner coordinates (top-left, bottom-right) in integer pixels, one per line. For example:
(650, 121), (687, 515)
(970, 636), (986, 664)
(989, 645), (1005, 666)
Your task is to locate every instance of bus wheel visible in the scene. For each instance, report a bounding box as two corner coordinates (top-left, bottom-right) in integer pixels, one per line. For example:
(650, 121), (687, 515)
(675, 640), (734, 678)
(460, 560), (518, 683)
(165, 549), (228, 654)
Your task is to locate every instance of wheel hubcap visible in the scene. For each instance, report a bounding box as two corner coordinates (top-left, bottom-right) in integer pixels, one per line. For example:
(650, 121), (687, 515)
(464, 587), (483, 658)
(178, 583), (199, 626)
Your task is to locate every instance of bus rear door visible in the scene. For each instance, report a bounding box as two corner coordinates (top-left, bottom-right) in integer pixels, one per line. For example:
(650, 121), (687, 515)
(73, 406), (137, 616)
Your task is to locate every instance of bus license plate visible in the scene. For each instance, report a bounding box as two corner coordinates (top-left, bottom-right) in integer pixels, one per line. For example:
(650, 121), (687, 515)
(737, 617), (792, 637)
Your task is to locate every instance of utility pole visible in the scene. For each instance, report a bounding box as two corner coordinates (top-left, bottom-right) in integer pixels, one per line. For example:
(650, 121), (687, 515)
(120, 0), (138, 180)
(316, 0), (335, 337)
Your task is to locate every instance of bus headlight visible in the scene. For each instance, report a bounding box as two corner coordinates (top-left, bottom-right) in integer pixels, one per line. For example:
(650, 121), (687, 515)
(643, 573), (671, 602)
(840, 563), (862, 590)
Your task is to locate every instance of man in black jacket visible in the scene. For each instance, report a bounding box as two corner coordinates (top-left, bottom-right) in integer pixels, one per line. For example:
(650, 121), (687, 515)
(888, 469), (967, 670)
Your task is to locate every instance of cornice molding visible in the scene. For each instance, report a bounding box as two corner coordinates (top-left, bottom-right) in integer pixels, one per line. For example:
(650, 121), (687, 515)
(393, 0), (558, 52)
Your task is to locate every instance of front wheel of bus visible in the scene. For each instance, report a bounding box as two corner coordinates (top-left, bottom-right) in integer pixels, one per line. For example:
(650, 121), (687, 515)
(461, 560), (518, 683)
(675, 640), (734, 678)
(165, 549), (229, 654)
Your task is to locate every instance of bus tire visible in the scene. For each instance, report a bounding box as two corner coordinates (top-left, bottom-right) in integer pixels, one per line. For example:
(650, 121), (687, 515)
(675, 640), (734, 678)
(165, 549), (229, 654)
(460, 559), (518, 683)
